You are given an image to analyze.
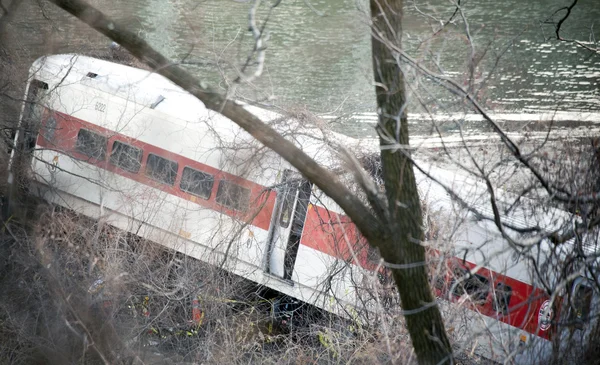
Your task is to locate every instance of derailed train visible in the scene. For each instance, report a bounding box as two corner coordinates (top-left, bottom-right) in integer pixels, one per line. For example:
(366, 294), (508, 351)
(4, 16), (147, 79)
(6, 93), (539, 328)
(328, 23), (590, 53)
(8, 54), (598, 363)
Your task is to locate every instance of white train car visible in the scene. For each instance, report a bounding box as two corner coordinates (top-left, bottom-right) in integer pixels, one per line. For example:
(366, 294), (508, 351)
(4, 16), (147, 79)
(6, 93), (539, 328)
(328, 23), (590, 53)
(10, 54), (372, 315)
(420, 168), (598, 363)
(8, 54), (598, 363)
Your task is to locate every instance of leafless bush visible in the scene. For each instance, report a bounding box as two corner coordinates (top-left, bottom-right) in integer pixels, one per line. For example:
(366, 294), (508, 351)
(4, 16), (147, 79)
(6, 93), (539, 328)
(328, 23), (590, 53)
(0, 200), (448, 364)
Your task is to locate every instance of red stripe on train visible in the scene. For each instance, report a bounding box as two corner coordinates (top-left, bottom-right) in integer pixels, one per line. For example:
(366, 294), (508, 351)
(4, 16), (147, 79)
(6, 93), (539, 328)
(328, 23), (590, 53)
(36, 109), (276, 231)
(301, 203), (554, 340)
(36, 108), (554, 340)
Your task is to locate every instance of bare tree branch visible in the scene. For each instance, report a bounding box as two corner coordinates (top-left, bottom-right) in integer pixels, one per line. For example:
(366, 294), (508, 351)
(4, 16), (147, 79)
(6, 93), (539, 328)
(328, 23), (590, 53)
(380, 34), (600, 213)
(543, 0), (599, 55)
(45, 0), (385, 246)
(545, 0), (578, 40)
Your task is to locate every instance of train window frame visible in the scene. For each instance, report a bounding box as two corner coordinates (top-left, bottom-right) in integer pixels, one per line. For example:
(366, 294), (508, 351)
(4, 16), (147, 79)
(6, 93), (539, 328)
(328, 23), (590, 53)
(180, 166), (214, 200)
(452, 267), (490, 303)
(492, 282), (512, 315)
(451, 267), (467, 296)
(433, 273), (446, 291)
(75, 128), (107, 161)
(215, 180), (250, 212)
(145, 153), (178, 186)
(110, 140), (142, 173)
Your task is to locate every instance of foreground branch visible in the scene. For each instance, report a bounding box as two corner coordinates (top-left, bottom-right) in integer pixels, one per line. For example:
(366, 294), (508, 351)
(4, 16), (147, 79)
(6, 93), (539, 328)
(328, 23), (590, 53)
(543, 0), (599, 55)
(46, 0), (384, 244)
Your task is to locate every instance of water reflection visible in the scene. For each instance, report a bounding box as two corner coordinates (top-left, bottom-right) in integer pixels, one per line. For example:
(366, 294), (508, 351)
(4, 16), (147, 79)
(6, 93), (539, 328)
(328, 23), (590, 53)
(11, 0), (600, 137)
(139, 0), (181, 60)
(133, 1), (598, 116)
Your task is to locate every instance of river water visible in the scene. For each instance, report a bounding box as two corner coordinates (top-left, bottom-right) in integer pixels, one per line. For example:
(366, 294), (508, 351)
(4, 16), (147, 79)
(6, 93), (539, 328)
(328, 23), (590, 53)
(11, 0), (600, 137)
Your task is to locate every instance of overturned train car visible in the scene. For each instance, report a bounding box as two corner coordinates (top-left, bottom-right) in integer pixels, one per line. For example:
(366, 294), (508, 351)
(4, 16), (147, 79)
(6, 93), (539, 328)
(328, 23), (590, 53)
(8, 54), (599, 363)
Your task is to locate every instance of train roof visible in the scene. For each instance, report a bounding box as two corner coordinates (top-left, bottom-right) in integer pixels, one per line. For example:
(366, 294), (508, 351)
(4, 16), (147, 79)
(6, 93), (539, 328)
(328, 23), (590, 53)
(31, 54), (281, 123)
(30, 54), (364, 172)
(30, 54), (584, 254)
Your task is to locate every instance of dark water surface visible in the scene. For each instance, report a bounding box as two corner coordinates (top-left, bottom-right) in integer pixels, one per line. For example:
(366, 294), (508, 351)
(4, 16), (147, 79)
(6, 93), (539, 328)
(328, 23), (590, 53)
(10, 0), (600, 137)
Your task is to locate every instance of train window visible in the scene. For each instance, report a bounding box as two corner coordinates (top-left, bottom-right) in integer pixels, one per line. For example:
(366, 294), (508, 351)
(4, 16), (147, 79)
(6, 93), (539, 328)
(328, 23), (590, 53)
(433, 274), (446, 291)
(451, 267), (467, 296)
(75, 129), (107, 160)
(216, 180), (250, 212)
(492, 283), (512, 315)
(145, 153), (178, 185)
(180, 167), (214, 199)
(466, 274), (490, 302)
(110, 141), (142, 173)
(452, 267), (489, 303)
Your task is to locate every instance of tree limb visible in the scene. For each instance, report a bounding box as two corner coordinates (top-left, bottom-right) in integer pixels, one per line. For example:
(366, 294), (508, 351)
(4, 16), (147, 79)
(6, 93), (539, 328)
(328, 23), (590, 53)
(45, 0), (385, 244)
(543, 0), (599, 55)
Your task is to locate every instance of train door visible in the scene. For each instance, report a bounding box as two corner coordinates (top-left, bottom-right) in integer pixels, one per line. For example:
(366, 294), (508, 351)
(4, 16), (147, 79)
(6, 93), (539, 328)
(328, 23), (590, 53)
(266, 170), (313, 280)
(5, 79), (49, 218)
(10, 79), (48, 165)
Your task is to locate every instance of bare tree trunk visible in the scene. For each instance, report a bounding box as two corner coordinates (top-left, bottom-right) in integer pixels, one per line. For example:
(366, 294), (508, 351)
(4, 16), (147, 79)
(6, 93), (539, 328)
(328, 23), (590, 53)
(369, 1), (453, 364)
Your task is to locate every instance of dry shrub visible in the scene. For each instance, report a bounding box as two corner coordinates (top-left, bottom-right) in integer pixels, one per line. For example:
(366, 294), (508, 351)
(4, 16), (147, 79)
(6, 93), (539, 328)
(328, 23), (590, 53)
(0, 203), (428, 364)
